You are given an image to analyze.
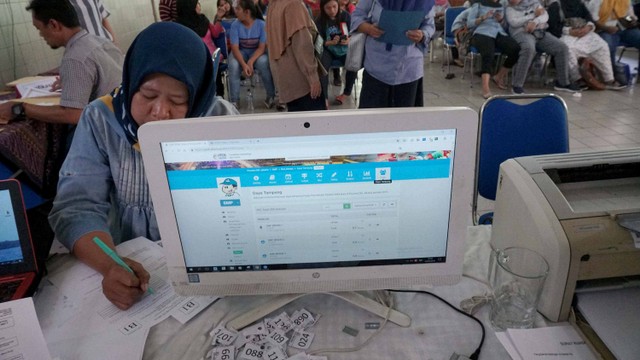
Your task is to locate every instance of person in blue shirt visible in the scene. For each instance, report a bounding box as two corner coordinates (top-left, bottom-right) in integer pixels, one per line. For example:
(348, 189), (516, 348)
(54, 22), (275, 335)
(228, 0), (277, 109)
(49, 23), (237, 310)
(467, 0), (520, 99)
(352, 0), (435, 108)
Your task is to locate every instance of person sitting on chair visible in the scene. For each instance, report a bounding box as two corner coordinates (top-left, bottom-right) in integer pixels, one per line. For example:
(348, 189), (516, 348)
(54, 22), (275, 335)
(584, 0), (640, 67)
(315, 0), (358, 105)
(48, 22), (238, 310)
(506, 0), (581, 94)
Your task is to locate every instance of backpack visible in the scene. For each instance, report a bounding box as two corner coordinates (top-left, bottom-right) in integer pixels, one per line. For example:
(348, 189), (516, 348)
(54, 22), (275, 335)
(614, 62), (632, 86)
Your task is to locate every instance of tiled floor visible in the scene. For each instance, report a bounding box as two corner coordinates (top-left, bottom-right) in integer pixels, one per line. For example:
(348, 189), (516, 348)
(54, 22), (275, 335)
(235, 47), (640, 153)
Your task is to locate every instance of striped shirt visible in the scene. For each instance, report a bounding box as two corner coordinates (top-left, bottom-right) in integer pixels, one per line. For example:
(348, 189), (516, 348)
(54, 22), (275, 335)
(69, 0), (113, 41)
(159, 0), (178, 22)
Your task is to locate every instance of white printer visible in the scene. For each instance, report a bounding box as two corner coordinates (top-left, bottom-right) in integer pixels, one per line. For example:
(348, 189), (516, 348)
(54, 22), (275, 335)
(490, 148), (640, 322)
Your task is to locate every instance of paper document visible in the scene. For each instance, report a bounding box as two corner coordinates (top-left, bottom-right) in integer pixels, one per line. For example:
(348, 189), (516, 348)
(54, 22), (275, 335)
(495, 324), (597, 360)
(34, 237), (218, 360)
(0, 297), (52, 360)
(13, 76), (61, 99)
(576, 287), (640, 360)
(376, 10), (424, 46)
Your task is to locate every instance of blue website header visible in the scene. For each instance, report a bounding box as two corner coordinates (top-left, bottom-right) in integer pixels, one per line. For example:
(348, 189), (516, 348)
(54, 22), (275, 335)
(167, 159), (451, 190)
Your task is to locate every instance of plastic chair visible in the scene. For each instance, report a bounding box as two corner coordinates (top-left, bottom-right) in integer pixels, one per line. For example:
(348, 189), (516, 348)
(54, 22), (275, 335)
(472, 94), (569, 225)
(442, 7), (466, 74)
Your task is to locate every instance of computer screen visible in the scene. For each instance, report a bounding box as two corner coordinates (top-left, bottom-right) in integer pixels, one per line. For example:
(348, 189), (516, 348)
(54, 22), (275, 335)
(140, 108), (477, 297)
(0, 189), (24, 264)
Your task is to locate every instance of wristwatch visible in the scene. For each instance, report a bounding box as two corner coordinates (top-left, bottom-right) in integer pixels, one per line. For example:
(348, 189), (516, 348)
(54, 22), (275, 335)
(11, 103), (25, 119)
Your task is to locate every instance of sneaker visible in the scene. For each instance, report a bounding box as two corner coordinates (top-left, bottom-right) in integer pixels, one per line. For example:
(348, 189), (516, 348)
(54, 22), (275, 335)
(276, 102), (286, 111)
(553, 81), (581, 93)
(605, 81), (627, 90)
(264, 97), (275, 109)
(512, 86), (524, 94)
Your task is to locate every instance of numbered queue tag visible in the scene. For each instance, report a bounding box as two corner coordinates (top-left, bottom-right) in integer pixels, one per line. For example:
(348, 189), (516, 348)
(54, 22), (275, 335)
(262, 344), (288, 360)
(210, 345), (235, 360)
(238, 342), (265, 360)
(119, 320), (143, 335)
(210, 324), (239, 346)
(179, 299), (200, 315)
(267, 329), (289, 349)
(289, 330), (315, 350)
(291, 309), (316, 330)
(241, 321), (269, 343)
(266, 312), (293, 333)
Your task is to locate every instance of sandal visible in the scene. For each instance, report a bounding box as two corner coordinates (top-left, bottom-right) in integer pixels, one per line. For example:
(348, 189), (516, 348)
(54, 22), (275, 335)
(482, 91), (493, 100)
(334, 94), (348, 105)
(491, 76), (507, 90)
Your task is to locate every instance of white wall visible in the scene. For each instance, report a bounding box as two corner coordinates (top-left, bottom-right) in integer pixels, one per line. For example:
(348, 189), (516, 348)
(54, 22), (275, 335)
(0, 0), (221, 86)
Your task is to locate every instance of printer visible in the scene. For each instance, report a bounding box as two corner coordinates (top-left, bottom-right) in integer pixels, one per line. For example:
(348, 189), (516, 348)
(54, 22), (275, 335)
(490, 148), (640, 322)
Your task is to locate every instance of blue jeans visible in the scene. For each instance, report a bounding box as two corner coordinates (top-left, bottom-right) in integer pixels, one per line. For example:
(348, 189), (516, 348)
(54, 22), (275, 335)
(228, 49), (276, 103)
(599, 28), (640, 65)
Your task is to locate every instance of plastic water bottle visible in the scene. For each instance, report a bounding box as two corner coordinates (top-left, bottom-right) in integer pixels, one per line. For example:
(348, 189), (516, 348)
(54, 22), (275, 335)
(246, 88), (254, 113)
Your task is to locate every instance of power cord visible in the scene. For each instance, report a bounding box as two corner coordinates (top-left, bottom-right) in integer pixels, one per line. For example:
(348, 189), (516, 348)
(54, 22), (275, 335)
(388, 289), (486, 360)
(306, 290), (393, 356)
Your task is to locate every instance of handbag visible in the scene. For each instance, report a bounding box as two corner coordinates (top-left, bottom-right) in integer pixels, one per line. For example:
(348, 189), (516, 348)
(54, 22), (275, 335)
(344, 1), (375, 72)
(345, 32), (366, 72)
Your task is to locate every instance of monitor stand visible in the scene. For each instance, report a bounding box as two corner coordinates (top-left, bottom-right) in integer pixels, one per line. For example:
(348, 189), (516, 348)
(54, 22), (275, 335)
(227, 291), (412, 331)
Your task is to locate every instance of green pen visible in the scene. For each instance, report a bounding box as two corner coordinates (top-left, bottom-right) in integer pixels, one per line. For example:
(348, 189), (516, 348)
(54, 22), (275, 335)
(93, 237), (154, 295)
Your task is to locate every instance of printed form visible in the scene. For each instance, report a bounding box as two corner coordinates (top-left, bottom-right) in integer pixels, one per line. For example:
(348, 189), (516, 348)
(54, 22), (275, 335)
(34, 237), (218, 360)
(0, 297), (51, 360)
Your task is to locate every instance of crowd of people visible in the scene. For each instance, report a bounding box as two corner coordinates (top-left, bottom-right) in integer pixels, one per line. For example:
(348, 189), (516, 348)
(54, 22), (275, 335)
(0, 0), (637, 310)
(448, 0), (638, 97)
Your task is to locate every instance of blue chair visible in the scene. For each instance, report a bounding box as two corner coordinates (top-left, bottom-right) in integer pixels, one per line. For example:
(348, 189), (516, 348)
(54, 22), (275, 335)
(473, 94), (569, 224)
(212, 32), (229, 98)
(0, 162), (47, 209)
(442, 7), (466, 74)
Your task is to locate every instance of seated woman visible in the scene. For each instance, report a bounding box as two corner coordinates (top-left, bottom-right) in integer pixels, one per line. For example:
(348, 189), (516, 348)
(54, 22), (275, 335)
(176, 0), (227, 97)
(467, 0), (520, 99)
(228, 0), (277, 109)
(218, 0), (236, 19)
(315, 0), (357, 105)
(48, 22), (238, 310)
(557, 0), (625, 89)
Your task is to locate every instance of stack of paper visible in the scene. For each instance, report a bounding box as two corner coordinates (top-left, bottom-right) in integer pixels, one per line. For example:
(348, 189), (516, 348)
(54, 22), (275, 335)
(34, 237), (219, 360)
(0, 297), (52, 360)
(495, 325), (597, 360)
(10, 76), (61, 99)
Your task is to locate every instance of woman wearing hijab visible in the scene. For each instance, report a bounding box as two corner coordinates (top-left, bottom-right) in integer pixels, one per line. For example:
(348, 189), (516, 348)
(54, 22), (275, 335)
(584, 0), (640, 67)
(267, 0), (327, 111)
(467, 0), (520, 98)
(49, 22), (238, 310)
(351, 0), (435, 108)
(176, 0), (227, 97)
(553, 0), (624, 89)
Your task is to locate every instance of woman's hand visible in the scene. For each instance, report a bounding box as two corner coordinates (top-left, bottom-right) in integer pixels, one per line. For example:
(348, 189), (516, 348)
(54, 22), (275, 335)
(309, 78), (321, 99)
(340, 36), (350, 45)
(406, 29), (424, 44)
(362, 22), (384, 38)
(526, 21), (536, 33)
(102, 257), (150, 310)
(327, 35), (341, 46)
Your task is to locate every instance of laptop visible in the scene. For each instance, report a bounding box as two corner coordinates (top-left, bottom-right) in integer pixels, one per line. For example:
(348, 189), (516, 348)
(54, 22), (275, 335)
(0, 179), (40, 302)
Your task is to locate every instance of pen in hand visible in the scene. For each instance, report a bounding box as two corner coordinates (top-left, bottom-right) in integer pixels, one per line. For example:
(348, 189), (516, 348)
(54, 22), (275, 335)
(93, 237), (154, 295)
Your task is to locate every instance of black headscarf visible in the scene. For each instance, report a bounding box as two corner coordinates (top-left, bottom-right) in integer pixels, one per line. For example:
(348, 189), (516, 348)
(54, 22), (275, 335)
(560, 0), (594, 23)
(176, 0), (211, 37)
(112, 22), (216, 145)
(479, 0), (502, 8)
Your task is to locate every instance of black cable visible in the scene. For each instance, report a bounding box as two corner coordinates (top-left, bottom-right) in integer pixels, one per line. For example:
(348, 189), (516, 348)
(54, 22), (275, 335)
(388, 289), (485, 360)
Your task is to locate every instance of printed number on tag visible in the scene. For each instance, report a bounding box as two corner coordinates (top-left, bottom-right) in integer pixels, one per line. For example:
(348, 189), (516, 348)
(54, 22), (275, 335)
(267, 329), (289, 347)
(119, 320), (142, 335)
(210, 324), (239, 346)
(267, 312), (293, 332)
(180, 300), (199, 315)
(291, 309), (315, 329)
(262, 345), (287, 360)
(289, 330), (314, 350)
(238, 343), (264, 360)
(211, 345), (235, 360)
